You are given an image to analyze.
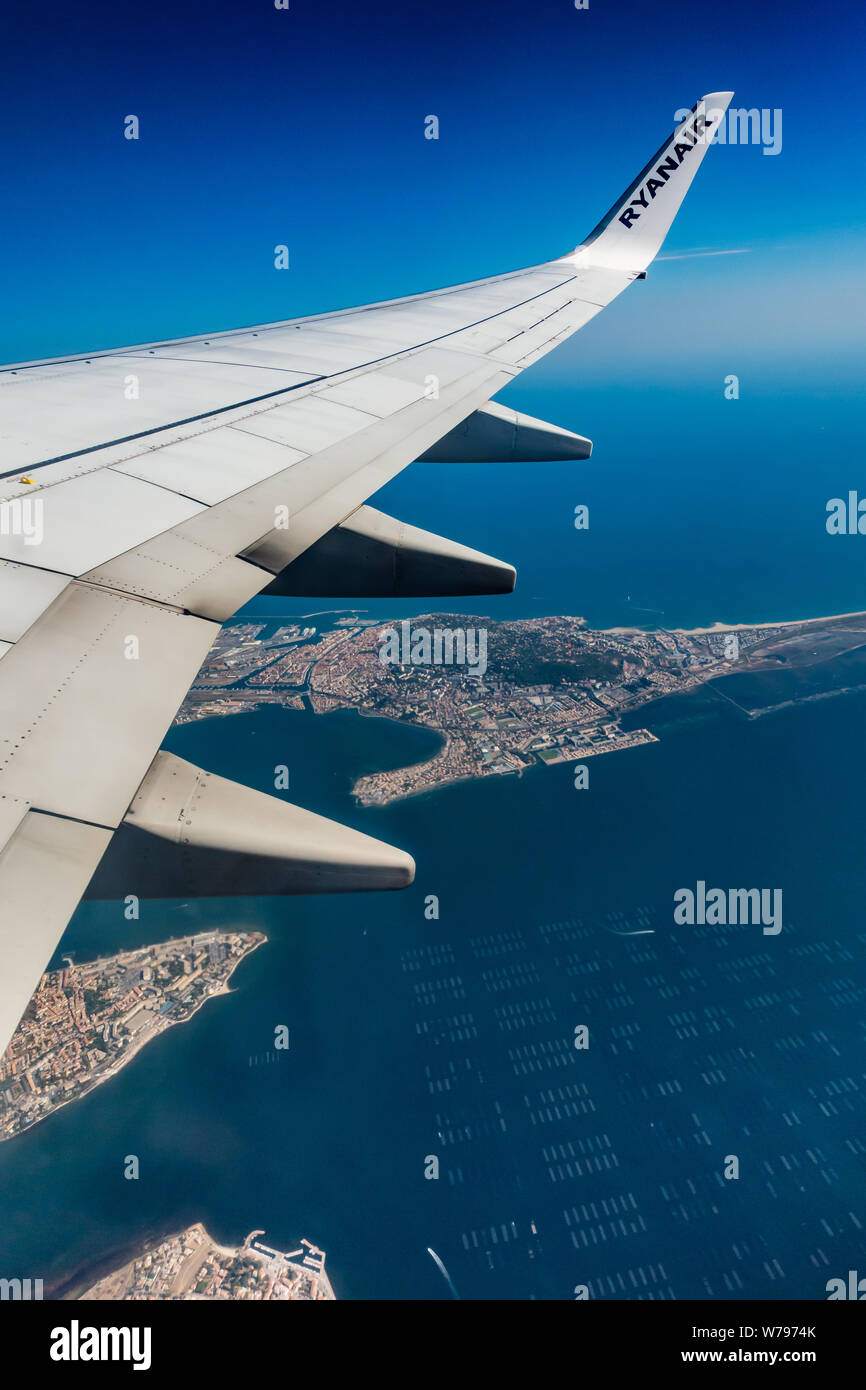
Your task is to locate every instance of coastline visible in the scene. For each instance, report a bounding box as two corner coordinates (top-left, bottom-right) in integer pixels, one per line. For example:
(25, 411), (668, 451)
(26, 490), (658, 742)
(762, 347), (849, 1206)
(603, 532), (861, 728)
(176, 607), (866, 813)
(11, 638), (866, 1304)
(77, 1222), (336, 1301)
(50, 1227), (189, 1301)
(615, 607), (866, 637)
(1, 933), (266, 1147)
(354, 726), (659, 808)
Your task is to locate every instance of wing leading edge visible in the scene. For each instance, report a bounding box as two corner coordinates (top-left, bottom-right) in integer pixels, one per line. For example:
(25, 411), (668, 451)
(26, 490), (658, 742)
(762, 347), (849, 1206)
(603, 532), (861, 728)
(0, 92), (732, 1058)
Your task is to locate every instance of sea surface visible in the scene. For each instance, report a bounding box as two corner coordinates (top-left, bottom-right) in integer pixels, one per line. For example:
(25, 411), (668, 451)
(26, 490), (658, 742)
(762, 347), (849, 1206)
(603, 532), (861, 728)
(1, 369), (864, 1300)
(1, 679), (865, 1300)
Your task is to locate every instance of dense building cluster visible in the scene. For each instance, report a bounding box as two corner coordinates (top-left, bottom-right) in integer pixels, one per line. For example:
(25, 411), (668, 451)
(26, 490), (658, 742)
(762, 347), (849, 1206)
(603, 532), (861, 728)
(0, 932), (264, 1141)
(171, 611), (792, 806)
(80, 1224), (334, 1300)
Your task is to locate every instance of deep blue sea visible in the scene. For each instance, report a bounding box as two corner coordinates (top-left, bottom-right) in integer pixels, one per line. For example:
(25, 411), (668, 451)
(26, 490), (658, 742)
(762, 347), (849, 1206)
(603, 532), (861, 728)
(1, 368), (864, 1300)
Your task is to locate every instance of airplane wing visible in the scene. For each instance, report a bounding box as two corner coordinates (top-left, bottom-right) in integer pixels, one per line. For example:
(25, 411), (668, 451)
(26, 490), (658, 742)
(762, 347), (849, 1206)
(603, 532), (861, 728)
(0, 92), (732, 1055)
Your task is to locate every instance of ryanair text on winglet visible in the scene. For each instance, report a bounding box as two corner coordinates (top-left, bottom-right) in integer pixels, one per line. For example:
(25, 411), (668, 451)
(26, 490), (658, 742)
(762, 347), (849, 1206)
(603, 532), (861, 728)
(50, 1320), (152, 1372)
(618, 113), (714, 229)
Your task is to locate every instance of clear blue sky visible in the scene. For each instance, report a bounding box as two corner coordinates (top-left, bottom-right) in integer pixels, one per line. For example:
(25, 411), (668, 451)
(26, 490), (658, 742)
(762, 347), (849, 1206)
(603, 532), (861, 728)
(4, 0), (865, 631)
(2, 0), (864, 371)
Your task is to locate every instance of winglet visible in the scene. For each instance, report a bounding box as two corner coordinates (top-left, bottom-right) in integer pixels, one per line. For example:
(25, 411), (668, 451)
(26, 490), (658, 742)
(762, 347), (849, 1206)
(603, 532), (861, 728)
(566, 92), (734, 273)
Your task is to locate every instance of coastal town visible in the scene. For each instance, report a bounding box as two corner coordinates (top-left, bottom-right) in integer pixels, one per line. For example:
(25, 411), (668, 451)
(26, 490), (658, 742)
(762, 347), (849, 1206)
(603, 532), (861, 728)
(79, 1224), (335, 1300)
(5, 606), (853, 1146)
(171, 609), (816, 805)
(0, 931), (265, 1142)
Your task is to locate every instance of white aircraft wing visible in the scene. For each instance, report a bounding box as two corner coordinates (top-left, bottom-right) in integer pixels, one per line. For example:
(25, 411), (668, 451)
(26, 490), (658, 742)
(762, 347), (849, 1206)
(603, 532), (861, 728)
(0, 93), (732, 1055)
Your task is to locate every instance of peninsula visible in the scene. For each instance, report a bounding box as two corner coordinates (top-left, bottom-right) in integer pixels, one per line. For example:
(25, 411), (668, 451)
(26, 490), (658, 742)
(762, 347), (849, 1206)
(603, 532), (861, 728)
(0, 931), (265, 1141)
(172, 609), (866, 806)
